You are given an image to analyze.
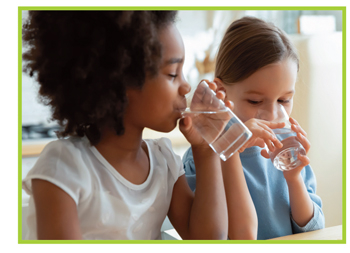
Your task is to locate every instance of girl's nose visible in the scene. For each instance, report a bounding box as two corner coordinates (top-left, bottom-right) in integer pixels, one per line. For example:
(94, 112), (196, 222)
(179, 76), (191, 96)
(256, 104), (279, 122)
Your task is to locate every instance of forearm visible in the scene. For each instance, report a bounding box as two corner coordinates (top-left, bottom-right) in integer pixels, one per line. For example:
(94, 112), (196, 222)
(221, 153), (257, 239)
(188, 146), (228, 239)
(287, 174), (314, 227)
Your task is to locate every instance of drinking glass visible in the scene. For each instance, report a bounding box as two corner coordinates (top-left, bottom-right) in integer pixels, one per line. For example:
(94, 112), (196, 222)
(181, 81), (252, 161)
(256, 104), (306, 171)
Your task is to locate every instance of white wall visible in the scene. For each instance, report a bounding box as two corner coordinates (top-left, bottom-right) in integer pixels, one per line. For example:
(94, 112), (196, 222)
(290, 32), (343, 227)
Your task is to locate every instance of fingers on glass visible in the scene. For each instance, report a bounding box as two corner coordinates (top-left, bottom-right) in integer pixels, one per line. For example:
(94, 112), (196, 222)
(207, 80), (217, 91)
(260, 149), (270, 159)
(225, 100), (234, 110)
(296, 132), (310, 152)
(258, 121), (284, 148)
(298, 153), (310, 165)
(297, 125), (307, 136)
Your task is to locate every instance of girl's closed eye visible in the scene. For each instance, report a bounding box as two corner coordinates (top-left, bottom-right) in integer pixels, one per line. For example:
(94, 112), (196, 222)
(247, 100), (262, 105)
(278, 99), (290, 104)
(247, 99), (291, 105)
(168, 74), (178, 80)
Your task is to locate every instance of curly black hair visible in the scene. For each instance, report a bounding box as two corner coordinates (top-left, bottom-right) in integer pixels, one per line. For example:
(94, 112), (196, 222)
(22, 11), (177, 145)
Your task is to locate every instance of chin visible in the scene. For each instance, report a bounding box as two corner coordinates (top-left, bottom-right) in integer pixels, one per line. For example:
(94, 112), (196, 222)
(162, 123), (178, 133)
(152, 120), (178, 133)
(146, 113), (180, 133)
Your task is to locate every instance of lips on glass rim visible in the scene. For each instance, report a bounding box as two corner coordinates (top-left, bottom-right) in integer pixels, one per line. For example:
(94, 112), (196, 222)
(175, 96), (188, 113)
(175, 106), (187, 112)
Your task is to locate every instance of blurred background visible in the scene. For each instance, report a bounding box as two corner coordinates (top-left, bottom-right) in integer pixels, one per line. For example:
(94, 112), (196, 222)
(21, 10), (343, 232)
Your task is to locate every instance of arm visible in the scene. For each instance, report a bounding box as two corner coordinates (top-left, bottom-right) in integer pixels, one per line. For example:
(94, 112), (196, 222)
(221, 152), (257, 240)
(289, 165), (325, 232)
(283, 117), (317, 227)
(167, 80), (228, 239)
(286, 174), (314, 227)
(31, 179), (82, 240)
(168, 146), (227, 240)
(223, 118), (286, 239)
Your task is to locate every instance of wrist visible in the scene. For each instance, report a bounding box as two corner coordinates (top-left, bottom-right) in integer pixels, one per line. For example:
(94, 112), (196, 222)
(191, 144), (214, 152)
(192, 145), (218, 159)
(222, 151), (240, 163)
(285, 174), (303, 187)
(221, 151), (244, 175)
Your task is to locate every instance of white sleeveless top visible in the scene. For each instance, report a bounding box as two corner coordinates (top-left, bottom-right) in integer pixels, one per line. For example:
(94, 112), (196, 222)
(23, 136), (185, 240)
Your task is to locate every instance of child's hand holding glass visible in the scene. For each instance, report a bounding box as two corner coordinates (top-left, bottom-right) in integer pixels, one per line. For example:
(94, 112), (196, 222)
(238, 119), (284, 155)
(180, 80), (252, 161)
(254, 104), (308, 173)
(281, 117), (311, 182)
(179, 79), (233, 148)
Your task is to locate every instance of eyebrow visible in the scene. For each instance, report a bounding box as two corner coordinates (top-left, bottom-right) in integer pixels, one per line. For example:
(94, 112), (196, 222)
(245, 90), (295, 95)
(165, 57), (184, 65)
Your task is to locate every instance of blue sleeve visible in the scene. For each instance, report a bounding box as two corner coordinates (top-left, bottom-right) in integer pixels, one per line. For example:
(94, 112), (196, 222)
(182, 147), (197, 192)
(290, 165), (325, 233)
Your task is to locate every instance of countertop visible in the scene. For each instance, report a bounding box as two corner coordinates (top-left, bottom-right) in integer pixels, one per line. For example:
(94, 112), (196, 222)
(22, 127), (189, 157)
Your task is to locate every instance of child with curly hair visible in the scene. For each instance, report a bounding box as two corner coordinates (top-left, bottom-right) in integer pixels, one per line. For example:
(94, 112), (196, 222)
(182, 17), (325, 240)
(22, 11), (230, 240)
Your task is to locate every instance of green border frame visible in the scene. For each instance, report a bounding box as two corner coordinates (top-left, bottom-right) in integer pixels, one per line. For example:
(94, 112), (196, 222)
(18, 6), (346, 244)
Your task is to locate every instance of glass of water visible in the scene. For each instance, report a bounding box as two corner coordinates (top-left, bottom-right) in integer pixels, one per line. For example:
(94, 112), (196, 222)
(181, 80), (252, 161)
(256, 104), (306, 171)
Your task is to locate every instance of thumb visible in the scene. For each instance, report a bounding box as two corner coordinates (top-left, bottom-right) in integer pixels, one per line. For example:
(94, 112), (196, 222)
(254, 138), (266, 148)
(265, 121), (285, 129)
(260, 149), (270, 159)
(179, 116), (192, 135)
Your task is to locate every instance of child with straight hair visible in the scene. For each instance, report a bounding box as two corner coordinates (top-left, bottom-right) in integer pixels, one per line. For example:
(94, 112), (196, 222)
(22, 11), (230, 240)
(183, 16), (325, 240)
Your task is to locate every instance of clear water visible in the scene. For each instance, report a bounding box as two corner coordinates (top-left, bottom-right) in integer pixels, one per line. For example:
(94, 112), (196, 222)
(270, 135), (306, 171)
(183, 109), (251, 161)
(272, 128), (296, 141)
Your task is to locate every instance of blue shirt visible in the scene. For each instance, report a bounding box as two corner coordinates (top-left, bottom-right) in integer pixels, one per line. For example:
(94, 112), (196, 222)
(182, 146), (325, 240)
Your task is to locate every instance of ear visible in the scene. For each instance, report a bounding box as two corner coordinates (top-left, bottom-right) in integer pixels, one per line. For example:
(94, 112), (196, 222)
(214, 77), (227, 94)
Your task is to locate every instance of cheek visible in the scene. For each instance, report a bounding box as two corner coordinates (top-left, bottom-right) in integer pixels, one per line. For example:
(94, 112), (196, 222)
(285, 101), (294, 116)
(232, 103), (256, 122)
(225, 89), (256, 122)
(226, 92), (244, 120)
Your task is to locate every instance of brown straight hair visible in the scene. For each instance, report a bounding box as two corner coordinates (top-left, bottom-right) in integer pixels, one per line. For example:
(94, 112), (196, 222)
(215, 16), (299, 84)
